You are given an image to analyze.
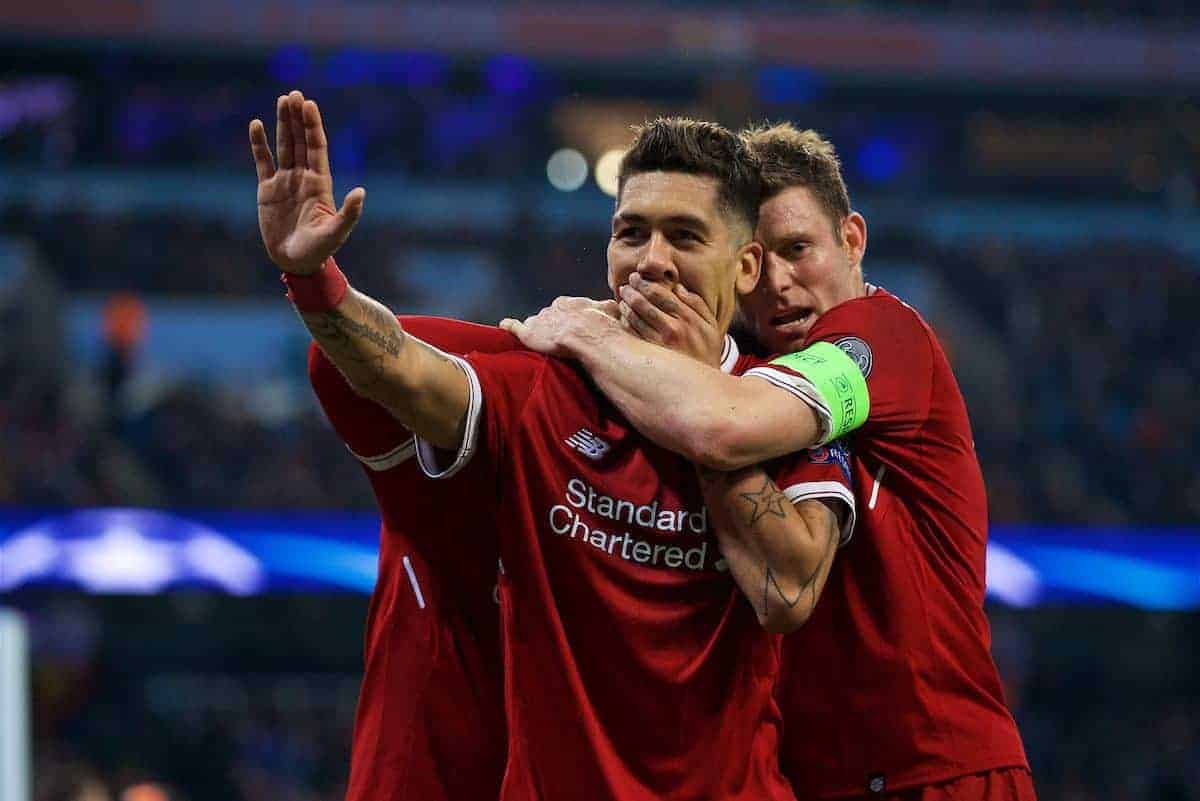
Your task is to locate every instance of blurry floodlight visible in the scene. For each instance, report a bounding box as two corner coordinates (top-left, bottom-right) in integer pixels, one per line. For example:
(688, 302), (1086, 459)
(595, 149), (625, 197)
(984, 543), (1041, 608)
(547, 148), (588, 192)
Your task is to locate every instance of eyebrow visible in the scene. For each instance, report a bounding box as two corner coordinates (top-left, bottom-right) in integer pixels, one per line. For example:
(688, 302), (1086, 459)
(766, 220), (818, 243)
(612, 212), (712, 235)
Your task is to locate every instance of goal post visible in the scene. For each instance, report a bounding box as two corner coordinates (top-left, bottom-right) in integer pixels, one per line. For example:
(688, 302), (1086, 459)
(0, 608), (30, 801)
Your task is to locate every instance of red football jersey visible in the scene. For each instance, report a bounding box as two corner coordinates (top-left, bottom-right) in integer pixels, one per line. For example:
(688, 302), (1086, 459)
(308, 316), (520, 801)
(416, 338), (853, 801)
(746, 288), (1029, 797)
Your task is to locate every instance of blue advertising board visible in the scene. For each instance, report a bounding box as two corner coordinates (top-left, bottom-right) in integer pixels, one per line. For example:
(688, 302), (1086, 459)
(1, 508), (1197, 609)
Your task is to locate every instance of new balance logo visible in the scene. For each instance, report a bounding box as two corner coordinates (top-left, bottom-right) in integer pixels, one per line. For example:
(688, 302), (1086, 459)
(565, 429), (610, 460)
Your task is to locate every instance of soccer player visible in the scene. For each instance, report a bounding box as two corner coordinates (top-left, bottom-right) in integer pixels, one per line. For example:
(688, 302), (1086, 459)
(307, 317), (516, 801)
(503, 124), (1035, 800)
(250, 91), (854, 801)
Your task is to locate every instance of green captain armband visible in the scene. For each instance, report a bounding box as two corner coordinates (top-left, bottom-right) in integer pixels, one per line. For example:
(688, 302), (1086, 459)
(769, 341), (870, 441)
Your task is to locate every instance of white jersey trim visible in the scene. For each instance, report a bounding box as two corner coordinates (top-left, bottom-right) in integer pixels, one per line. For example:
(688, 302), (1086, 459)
(347, 439), (416, 472)
(719, 335), (740, 374)
(868, 464), (887, 510)
(781, 480), (857, 546)
(742, 366), (835, 444)
(415, 352), (484, 480)
(402, 555), (427, 610)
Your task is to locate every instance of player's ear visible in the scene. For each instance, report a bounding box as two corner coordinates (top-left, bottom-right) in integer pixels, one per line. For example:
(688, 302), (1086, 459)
(735, 239), (763, 297)
(841, 211), (867, 270)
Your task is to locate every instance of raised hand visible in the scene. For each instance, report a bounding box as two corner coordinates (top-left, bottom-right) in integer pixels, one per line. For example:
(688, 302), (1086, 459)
(249, 90), (365, 275)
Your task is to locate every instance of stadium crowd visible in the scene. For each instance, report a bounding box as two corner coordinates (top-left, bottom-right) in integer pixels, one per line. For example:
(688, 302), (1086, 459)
(4, 7), (1197, 799)
(2, 206), (1195, 526)
(22, 599), (1200, 801)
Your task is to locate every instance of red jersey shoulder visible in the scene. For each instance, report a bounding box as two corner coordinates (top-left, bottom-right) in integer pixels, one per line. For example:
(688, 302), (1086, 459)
(309, 317), (520, 465)
(467, 350), (606, 443)
(804, 289), (932, 370)
(804, 289), (936, 433)
(399, 315), (522, 355)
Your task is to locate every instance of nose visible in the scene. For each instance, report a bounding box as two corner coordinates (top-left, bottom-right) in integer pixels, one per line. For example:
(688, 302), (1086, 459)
(760, 253), (794, 294)
(636, 232), (679, 284)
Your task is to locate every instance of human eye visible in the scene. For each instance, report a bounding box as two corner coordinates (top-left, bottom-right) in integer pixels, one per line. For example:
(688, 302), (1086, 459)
(615, 225), (644, 243)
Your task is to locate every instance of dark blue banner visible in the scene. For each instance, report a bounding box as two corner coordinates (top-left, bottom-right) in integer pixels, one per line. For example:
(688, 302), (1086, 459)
(1, 508), (1198, 609)
(0, 508), (380, 595)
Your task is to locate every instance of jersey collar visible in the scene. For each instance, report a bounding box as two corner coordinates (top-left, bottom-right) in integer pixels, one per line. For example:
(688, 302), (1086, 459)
(719, 335), (739, 374)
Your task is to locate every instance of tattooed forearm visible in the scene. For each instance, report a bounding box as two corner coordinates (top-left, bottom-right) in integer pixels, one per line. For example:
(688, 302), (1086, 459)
(759, 510), (839, 619)
(764, 567), (803, 613)
(293, 286), (470, 450)
(298, 291), (409, 398)
(323, 306), (405, 358)
(700, 463), (844, 631)
(738, 477), (789, 525)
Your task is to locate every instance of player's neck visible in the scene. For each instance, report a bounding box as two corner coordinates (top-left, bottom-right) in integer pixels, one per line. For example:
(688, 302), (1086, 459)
(853, 269), (868, 298)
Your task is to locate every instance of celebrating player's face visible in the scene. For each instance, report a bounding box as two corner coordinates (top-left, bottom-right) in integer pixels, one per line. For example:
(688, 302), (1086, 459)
(607, 171), (759, 335)
(743, 185), (867, 354)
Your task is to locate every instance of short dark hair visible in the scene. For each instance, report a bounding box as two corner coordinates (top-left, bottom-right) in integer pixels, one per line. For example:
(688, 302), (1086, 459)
(741, 123), (851, 230)
(618, 117), (761, 236)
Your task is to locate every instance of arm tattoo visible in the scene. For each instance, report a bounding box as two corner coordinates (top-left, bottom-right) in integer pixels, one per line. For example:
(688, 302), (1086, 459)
(303, 299), (407, 395)
(760, 504), (841, 619)
(327, 306), (404, 357)
(764, 567), (803, 612)
(738, 477), (789, 525)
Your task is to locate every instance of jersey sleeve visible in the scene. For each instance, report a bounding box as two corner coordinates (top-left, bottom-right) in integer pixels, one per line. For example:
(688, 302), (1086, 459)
(768, 438), (857, 545)
(308, 316), (522, 473)
(744, 296), (934, 441)
(415, 350), (548, 480)
(397, 315), (522, 356)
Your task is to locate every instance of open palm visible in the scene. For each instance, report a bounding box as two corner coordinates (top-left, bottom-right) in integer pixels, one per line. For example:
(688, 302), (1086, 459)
(249, 90), (364, 275)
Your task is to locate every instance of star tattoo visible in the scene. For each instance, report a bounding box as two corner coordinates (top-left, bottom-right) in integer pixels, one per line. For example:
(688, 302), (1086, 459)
(738, 478), (788, 525)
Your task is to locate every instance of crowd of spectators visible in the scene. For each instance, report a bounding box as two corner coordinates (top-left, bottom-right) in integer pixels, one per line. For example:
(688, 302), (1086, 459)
(17, 596), (1200, 801)
(2, 202), (1196, 525)
(0, 67), (552, 183)
(942, 239), (1200, 526)
(648, 0), (1199, 22)
(4, 13), (1197, 801)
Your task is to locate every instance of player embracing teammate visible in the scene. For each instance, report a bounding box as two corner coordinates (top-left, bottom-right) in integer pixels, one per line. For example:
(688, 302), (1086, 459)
(510, 124), (1036, 801)
(254, 91), (854, 801)
(250, 92), (1033, 801)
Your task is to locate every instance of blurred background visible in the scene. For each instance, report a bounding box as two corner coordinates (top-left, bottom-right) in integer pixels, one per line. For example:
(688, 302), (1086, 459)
(0, 1), (1198, 800)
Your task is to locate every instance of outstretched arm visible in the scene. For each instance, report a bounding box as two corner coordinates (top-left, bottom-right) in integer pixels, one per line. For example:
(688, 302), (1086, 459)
(700, 465), (841, 633)
(504, 279), (823, 470)
(296, 288), (469, 450)
(251, 90), (468, 449)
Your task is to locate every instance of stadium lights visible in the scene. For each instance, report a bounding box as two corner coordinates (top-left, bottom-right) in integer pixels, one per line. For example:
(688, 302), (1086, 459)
(595, 149), (624, 197)
(546, 148), (588, 192)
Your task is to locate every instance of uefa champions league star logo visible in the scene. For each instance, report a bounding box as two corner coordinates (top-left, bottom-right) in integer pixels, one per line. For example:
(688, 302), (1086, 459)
(0, 509), (265, 594)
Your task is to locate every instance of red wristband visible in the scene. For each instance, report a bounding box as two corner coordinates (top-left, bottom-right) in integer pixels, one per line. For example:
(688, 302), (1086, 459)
(282, 257), (349, 312)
